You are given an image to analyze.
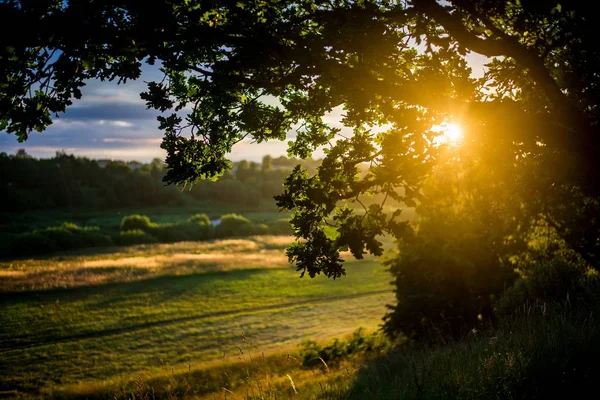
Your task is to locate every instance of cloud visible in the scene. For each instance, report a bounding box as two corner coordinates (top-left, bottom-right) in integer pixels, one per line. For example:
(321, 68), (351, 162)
(0, 63), (315, 162)
(61, 102), (156, 122)
(97, 120), (135, 128)
(14, 146), (167, 161)
(103, 137), (162, 144)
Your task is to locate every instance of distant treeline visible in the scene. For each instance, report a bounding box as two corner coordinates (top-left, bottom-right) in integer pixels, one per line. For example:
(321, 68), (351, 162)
(1, 150), (320, 212)
(7, 213), (292, 258)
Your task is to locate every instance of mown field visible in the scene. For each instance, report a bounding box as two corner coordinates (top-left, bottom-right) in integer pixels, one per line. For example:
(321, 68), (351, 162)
(0, 233), (394, 399)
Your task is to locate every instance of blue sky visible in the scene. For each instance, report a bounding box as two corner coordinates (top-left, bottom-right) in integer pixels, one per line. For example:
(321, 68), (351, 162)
(0, 64), (297, 162)
(0, 65), (263, 162)
(0, 54), (488, 162)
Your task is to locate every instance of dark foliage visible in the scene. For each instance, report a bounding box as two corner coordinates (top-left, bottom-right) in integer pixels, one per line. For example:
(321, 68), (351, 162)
(9, 222), (113, 257)
(113, 230), (158, 246)
(0, 152), (319, 213)
(120, 214), (153, 232)
(299, 328), (390, 368)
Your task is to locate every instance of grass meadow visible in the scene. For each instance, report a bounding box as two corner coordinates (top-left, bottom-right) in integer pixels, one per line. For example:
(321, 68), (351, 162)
(0, 233), (394, 399)
(3, 211), (594, 400)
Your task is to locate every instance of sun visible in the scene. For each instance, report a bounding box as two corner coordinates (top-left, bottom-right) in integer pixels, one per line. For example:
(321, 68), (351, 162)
(444, 123), (464, 143)
(434, 122), (464, 146)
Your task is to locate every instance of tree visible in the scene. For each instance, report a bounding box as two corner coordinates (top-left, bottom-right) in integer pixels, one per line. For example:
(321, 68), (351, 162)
(2, 1), (599, 309)
(383, 149), (527, 340)
(262, 155), (273, 172)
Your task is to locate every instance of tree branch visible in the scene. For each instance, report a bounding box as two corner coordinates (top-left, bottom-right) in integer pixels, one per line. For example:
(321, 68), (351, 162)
(415, 0), (592, 150)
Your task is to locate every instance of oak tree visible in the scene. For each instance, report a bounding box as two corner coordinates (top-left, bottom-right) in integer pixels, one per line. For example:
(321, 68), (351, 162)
(2, 0), (598, 286)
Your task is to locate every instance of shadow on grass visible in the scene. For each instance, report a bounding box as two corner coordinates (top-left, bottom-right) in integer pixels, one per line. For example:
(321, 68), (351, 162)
(0, 267), (267, 301)
(0, 264), (389, 353)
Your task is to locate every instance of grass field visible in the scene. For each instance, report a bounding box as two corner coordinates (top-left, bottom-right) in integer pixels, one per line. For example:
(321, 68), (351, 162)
(0, 235), (394, 399)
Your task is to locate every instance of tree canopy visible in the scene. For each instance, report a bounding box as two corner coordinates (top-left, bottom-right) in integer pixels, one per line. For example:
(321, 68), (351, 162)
(2, 0), (599, 281)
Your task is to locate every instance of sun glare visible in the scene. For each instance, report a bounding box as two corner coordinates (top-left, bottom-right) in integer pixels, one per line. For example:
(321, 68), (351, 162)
(444, 123), (464, 143)
(434, 122), (464, 146)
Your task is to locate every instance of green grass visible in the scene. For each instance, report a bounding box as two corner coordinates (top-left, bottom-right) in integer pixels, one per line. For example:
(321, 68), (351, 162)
(3, 235), (598, 400)
(0, 237), (392, 398)
(99, 302), (597, 400)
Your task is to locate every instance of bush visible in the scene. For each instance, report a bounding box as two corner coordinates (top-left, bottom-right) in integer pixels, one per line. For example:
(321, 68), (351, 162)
(213, 214), (271, 237)
(266, 218), (293, 235)
(120, 214), (153, 231)
(252, 223), (270, 235)
(182, 222), (215, 241)
(43, 223), (113, 250)
(9, 231), (57, 256)
(215, 213), (253, 237)
(77, 230), (114, 247)
(113, 230), (158, 246)
(384, 230), (514, 342)
(148, 223), (192, 243)
(42, 226), (78, 250)
(299, 328), (390, 368)
(189, 213), (211, 225)
(150, 221), (216, 243)
(8, 222), (113, 257)
(497, 258), (600, 316)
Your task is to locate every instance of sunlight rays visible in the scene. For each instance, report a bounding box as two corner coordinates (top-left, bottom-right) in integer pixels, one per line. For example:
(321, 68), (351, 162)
(433, 122), (465, 146)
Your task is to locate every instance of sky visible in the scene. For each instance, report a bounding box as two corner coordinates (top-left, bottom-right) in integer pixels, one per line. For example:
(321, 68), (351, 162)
(0, 63), (327, 162)
(0, 55), (488, 163)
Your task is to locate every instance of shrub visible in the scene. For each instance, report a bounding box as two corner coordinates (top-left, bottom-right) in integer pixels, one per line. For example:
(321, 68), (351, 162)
(384, 231), (514, 342)
(497, 258), (600, 316)
(8, 222), (113, 256)
(299, 328), (391, 368)
(215, 213), (253, 237)
(42, 226), (78, 250)
(182, 222), (214, 241)
(266, 218), (293, 235)
(346, 327), (391, 355)
(78, 230), (114, 247)
(151, 222), (215, 242)
(299, 339), (347, 368)
(149, 223), (193, 243)
(9, 231), (57, 256)
(189, 213), (211, 225)
(120, 214), (153, 231)
(252, 223), (270, 235)
(43, 223), (113, 250)
(113, 230), (158, 246)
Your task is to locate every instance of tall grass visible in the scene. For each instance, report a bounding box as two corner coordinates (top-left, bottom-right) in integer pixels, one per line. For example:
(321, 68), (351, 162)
(335, 301), (600, 399)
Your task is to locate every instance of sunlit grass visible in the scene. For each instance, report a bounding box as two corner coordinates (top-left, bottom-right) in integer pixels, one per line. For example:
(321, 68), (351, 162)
(0, 236), (393, 398)
(0, 236), (293, 291)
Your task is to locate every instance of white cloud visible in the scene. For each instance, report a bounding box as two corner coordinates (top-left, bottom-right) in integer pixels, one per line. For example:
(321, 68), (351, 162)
(103, 138), (162, 144)
(9, 146), (166, 161)
(97, 120), (135, 128)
